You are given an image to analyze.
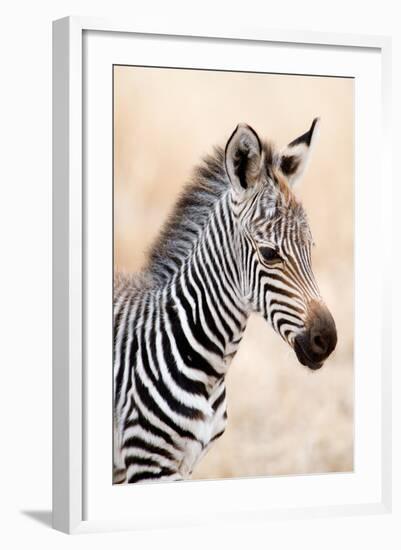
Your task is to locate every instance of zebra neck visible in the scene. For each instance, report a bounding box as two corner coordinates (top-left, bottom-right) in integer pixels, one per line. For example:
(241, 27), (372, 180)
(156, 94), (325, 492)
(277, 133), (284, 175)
(164, 197), (249, 379)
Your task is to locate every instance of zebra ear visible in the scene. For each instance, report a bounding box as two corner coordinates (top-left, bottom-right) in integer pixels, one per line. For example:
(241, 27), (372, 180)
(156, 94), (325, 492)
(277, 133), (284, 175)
(280, 118), (320, 187)
(225, 123), (262, 193)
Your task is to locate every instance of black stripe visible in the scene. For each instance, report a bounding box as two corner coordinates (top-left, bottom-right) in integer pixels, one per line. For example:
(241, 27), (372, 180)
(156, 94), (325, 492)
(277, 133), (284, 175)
(276, 316), (300, 334)
(160, 322), (209, 398)
(166, 297), (221, 380)
(204, 234), (240, 318)
(222, 205), (241, 284)
(134, 372), (197, 440)
(140, 318), (204, 420)
(114, 297), (134, 402)
(191, 257), (235, 342)
(138, 412), (176, 447)
(124, 417), (138, 430)
(123, 435), (175, 461)
(113, 298), (126, 345)
(271, 309), (303, 327)
(124, 455), (164, 469)
(198, 239), (242, 332)
(177, 275), (224, 354)
(212, 388), (226, 412)
(127, 467), (177, 484)
(210, 429), (225, 443)
(269, 298), (304, 316)
(210, 210), (240, 294)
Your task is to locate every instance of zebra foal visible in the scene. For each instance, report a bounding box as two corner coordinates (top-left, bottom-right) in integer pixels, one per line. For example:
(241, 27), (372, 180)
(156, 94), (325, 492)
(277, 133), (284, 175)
(114, 119), (337, 484)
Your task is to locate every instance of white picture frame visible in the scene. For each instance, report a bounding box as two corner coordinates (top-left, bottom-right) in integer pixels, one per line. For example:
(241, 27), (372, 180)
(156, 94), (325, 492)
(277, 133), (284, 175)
(52, 16), (392, 534)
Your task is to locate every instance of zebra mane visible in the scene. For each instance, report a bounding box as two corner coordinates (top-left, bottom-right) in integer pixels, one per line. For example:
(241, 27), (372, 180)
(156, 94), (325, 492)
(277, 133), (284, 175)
(144, 146), (229, 285)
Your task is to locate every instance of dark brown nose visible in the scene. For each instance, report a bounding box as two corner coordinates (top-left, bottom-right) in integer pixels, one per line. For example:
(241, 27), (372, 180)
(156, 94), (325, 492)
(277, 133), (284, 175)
(309, 318), (337, 356)
(294, 301), (337, 370)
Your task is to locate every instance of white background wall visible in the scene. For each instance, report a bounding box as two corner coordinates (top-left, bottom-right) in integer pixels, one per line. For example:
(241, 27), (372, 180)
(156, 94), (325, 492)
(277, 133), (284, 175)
(0, 1), (399, 548)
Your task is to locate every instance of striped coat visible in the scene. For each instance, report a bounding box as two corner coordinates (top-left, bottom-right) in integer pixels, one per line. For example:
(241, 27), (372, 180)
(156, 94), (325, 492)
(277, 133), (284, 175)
(113, 120), (337, 483)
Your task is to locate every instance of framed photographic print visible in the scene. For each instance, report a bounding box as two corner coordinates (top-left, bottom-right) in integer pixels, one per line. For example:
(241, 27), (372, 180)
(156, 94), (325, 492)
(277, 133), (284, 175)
(52, 17), (392, 533)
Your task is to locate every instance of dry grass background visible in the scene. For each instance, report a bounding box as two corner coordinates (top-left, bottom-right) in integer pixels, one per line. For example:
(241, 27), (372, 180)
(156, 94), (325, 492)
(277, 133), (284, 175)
(114, 66), (354, 479)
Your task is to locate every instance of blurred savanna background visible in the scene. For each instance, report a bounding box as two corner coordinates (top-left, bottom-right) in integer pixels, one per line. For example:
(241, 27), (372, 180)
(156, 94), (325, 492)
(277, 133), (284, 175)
(114, 66), (354, 479)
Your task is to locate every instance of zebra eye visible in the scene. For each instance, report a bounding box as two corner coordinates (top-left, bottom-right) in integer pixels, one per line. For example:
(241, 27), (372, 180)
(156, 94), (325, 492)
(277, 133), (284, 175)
(259, 246), (282, 264)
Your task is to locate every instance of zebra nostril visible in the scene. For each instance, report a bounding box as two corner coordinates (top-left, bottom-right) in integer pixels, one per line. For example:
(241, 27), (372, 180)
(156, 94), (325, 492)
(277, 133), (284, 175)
(311, 333), (327, 354)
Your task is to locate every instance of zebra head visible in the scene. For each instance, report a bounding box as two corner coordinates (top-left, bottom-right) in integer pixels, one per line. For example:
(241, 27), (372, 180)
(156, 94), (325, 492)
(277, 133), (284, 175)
(225, 120), (337, 370)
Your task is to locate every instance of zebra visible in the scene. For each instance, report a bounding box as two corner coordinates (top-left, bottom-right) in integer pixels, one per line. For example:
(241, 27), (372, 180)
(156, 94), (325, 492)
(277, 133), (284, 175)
(113, 119), (337, 484)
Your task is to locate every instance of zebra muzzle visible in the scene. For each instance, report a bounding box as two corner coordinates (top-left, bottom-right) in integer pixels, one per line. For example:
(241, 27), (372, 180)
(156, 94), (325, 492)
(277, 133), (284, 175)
(293, 302), (337, 370)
